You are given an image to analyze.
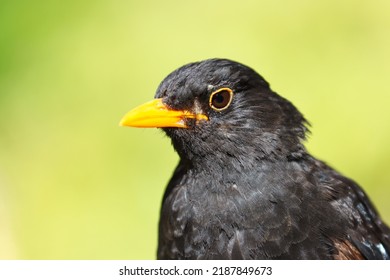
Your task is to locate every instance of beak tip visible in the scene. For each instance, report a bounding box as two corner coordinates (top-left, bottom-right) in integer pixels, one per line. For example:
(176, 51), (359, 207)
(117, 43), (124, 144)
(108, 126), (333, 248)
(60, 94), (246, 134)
(118, 118), (125, 127)
(119, 118), (131, 127)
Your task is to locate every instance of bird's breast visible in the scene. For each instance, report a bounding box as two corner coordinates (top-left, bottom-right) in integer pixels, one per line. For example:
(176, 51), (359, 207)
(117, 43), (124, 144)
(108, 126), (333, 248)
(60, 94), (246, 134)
(159, 165), (335, 259)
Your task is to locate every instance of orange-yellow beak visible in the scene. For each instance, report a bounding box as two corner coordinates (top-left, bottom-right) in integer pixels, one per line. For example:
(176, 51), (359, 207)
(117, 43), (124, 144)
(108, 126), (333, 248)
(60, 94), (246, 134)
(119, 98), (208, 128)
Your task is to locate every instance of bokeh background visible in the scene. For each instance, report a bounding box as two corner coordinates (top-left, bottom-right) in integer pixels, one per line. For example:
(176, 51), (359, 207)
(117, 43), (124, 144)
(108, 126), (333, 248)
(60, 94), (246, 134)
(0, 0), (389, 259)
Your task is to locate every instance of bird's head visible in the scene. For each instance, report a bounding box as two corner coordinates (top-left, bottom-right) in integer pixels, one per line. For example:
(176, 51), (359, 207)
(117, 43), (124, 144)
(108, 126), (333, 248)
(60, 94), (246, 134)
(120, 59), (308, 168)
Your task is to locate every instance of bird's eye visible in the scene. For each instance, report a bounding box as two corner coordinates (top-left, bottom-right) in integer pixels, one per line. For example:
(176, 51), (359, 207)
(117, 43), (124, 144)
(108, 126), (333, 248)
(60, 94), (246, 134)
(209, 88), (233, 111)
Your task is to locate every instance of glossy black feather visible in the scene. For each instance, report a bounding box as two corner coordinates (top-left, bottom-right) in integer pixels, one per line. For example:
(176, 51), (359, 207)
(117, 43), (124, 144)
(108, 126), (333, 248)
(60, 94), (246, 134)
(153, 58), (390, 259)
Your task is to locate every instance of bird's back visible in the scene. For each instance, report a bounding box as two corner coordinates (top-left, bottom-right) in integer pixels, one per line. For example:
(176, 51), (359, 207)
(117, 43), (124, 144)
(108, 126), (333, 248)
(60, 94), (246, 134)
(309, 158), (390, 259)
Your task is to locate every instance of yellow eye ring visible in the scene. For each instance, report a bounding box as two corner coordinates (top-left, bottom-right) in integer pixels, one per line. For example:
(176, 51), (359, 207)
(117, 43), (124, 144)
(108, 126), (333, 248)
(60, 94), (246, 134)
(209, 87), (234, 111)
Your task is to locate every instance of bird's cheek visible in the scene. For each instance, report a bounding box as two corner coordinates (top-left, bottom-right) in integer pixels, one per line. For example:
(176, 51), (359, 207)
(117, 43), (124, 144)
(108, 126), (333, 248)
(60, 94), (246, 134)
(184, 117), (209, 129)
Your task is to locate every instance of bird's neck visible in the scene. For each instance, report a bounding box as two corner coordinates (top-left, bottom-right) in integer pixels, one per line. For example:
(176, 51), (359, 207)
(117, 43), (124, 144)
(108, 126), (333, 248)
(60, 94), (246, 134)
(173, 135), (307, 172)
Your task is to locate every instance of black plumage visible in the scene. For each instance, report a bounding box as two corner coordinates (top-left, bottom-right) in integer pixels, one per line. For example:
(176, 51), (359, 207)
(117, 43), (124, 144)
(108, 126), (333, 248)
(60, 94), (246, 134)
(120, 58), (390, 259)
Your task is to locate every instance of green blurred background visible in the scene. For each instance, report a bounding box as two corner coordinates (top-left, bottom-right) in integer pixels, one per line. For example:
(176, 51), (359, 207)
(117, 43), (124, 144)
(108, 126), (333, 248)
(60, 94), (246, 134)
(0, 0), (389, 259)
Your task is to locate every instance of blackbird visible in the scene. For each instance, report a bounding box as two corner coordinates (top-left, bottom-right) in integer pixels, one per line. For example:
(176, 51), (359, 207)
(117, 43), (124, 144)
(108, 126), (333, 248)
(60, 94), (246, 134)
(120, 58), (390, 259)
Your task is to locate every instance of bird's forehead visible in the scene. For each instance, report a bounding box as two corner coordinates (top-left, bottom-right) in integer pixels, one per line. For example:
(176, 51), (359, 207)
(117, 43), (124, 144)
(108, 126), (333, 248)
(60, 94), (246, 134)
(155, 73), (213, 109)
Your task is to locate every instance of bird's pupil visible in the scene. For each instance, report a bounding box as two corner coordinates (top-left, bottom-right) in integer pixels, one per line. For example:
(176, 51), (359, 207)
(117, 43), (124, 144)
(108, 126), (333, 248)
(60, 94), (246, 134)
(214, 93), (225, 105)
